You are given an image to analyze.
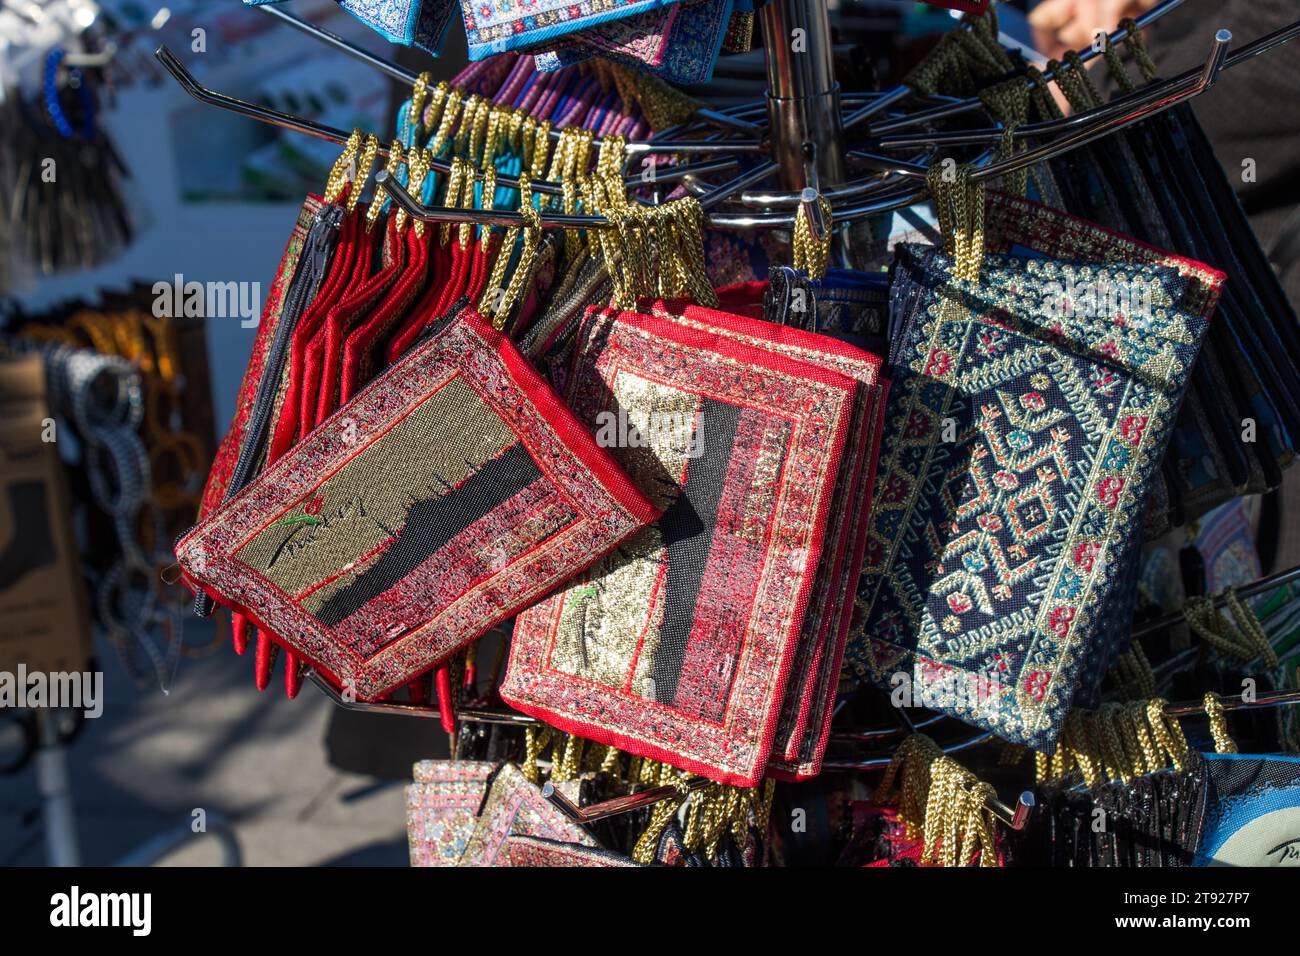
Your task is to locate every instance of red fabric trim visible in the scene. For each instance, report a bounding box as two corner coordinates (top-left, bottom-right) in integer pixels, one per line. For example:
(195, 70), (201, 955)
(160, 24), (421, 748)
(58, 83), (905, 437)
(301, 210), (373, 439)
(642, 297), (888, 768)
(435, 665), (455, 735)
(434, 237), (473, 323)
(768, 377), (893, 780)
(920, 1), (989, 13)
(712, 280), (767, 319)
(606, 306), (860, 393)
(465, 309), (661, 526)
(202, 196), (321, 519)
(984, 190), (1228, 289)
(267, 208), (363, 465)
(384, 232), (453, 364)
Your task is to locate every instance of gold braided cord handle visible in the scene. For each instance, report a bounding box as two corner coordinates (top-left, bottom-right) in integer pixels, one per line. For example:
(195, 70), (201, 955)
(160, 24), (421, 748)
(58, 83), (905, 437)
(876, 733), (999, 866)
(1203, 692), (1239, 754)
(427, 88), (464, 160)
(1024, 64), (1065, 121)
(792, 196), (833, 280)
(323, 129), (363, 205)
(1039, 699), (1194, 787)
(408, 71), (432, 131)
(1120, 17), (1160, 83)
(926, 163), (985, 281)
(437, 157), (467, 247)
(1184, 590), (1279, 667)
(480, 172), (542, 327)
(346, 134), (380, 216)
(398, 148), (434, 237)
(367, 140), (405, 231)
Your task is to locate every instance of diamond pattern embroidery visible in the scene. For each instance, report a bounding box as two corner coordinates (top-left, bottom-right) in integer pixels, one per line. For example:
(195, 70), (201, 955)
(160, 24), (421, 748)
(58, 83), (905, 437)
(846, 243), (1223, 749)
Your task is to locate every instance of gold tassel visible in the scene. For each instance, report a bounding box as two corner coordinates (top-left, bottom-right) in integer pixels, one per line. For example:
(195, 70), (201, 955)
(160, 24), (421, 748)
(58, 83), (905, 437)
(877, 734), (999, 866)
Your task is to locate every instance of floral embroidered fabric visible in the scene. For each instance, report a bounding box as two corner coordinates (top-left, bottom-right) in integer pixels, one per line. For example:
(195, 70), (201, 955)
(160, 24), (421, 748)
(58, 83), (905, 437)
(406, 759), (496, 866)
(638, 295), (890, 780)
(460, 0), (688, 60)
(457, 764), (600, 866)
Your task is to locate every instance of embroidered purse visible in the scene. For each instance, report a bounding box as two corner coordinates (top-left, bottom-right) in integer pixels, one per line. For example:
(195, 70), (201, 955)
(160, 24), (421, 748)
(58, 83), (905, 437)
(535, 0), (735, 86)
(846, 235), (1222, 750)
(640, 296), (890, 779)
(1195, 753), (1300, 866)
(199, 197), (326, 522)
(502, 835), (644, 867)
(176, 307), (658, 701)
(459, 0), (689, 60)
(456, 763), (601, 866)
(244, 0), (457, 54)
(406, 759), (496, 866)
(501, 304), (859, 785)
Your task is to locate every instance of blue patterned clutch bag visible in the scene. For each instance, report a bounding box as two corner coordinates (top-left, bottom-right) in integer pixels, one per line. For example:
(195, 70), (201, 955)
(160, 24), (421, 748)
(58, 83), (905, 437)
(533, 0), (735, 85)
(460, 0), (688, 60)
(845, 242), (1223, 750)
(244, 0), (457, 54)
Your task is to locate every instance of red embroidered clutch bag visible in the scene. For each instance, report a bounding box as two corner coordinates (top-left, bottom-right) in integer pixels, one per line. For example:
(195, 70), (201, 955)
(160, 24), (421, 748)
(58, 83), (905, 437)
(500, 305), (859, 786)
(640, 297), (890, 780)
(176, 307), (658, 700)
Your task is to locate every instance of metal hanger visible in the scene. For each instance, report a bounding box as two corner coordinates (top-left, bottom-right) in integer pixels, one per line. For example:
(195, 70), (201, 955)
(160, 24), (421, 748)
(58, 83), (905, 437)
(154, 44), (752, 212)
(370, 29), (1235, 233)
(159, 10), (1271, 234)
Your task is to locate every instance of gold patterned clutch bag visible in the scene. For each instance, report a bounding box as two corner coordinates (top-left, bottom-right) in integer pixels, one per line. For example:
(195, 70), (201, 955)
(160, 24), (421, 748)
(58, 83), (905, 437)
(176, 307), (658, 701)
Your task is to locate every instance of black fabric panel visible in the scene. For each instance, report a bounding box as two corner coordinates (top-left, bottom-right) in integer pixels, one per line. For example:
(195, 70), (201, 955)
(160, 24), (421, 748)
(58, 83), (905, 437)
(316, 441), (541, 627)
(651, 398), (742, 704)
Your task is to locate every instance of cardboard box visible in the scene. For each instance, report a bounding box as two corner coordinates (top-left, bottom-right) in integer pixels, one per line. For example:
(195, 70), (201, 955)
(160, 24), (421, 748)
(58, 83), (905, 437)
(0, 354), (92, 675)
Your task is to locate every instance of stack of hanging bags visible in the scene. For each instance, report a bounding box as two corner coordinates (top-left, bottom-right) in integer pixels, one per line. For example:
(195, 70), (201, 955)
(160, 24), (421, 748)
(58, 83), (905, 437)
(174, 52), (890, 788)
(176, 6), (1300, 868)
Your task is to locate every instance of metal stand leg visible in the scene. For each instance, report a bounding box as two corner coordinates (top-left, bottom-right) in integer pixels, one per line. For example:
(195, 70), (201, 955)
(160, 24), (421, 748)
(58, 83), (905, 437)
(35, 710), (81, 867)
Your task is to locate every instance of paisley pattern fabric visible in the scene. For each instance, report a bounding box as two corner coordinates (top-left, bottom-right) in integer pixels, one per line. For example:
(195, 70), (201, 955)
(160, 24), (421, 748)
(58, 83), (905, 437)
(457, 764), (601, 865)
(406, 760), (496, 866)
(845, 242), (1223, 749)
